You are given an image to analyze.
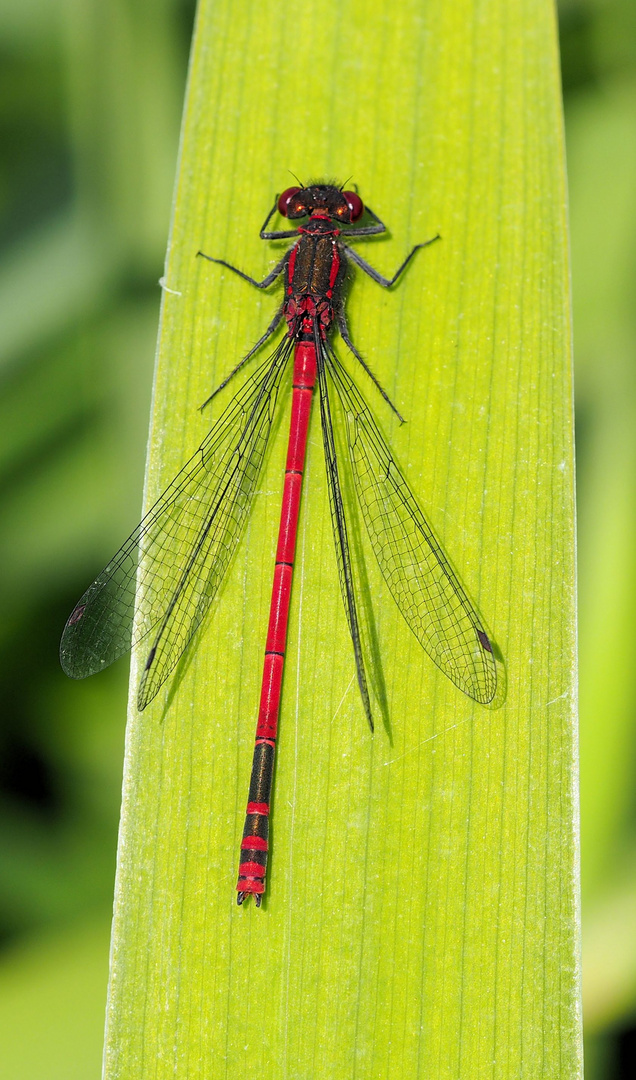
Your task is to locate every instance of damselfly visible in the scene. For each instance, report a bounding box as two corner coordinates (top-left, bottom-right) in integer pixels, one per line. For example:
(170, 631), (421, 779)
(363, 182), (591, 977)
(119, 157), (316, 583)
(60, 183), (496, 905)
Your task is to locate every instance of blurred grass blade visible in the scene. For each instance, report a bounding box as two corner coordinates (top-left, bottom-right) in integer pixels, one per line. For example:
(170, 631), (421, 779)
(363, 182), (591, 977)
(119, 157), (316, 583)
(103, 1), (580, 1077)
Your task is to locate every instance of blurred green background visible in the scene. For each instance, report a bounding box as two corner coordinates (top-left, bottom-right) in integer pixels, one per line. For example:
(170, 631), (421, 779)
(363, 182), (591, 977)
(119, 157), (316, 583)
(0, 0), (634, 1076)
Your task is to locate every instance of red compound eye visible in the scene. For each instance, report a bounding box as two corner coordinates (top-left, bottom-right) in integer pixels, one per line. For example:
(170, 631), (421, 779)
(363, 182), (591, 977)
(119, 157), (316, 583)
(343, 191), (364, 221)
(278, 187), (301, 217)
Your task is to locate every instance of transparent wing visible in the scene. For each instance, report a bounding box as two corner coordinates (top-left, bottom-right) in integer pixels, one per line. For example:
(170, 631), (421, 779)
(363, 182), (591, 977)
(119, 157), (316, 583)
(316, 350), (373, 728)
(326, 345), (496, 704)
(60, 339), (292, 707)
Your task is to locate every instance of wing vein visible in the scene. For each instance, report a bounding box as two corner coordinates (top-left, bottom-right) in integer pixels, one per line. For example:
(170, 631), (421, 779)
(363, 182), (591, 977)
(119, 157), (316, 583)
(325, 344), (496, 704)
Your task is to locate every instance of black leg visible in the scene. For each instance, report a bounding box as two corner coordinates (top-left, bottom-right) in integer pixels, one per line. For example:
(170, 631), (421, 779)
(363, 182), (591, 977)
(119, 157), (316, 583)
(340, 224), (386, 237)
(259, 196), (300, 240)
(197, 249), (289, 290)
(259, 197), (279, 236)
(260, 229), (300, 240)
(336, 304), (405, 423)
(344, 234), (440, 288)
(340, 205), (387, 237)
(200, 305), (285, 410)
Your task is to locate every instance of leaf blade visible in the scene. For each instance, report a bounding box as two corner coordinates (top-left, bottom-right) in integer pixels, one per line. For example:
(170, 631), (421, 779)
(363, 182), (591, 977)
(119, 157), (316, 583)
(104, 2), (580, 1078)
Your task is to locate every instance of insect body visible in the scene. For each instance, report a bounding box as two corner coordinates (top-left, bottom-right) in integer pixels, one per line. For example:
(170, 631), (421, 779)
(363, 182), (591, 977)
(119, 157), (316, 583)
(61, 183), (496, 905)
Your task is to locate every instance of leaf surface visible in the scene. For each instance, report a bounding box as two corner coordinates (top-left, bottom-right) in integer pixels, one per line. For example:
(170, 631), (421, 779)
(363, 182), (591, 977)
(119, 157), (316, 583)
(104, 2), (580, 1077)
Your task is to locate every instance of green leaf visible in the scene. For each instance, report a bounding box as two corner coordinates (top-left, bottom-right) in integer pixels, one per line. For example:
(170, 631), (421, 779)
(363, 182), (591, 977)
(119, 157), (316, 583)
(104, 1), (580, 1077)
(0, 917), (110, 1080)
(569, 81), (636, 1038)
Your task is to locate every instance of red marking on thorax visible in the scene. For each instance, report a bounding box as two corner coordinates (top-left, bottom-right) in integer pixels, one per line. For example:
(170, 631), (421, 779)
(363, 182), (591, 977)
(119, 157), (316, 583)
(287, 242), (299, 294)
(326, 241), (340, 298)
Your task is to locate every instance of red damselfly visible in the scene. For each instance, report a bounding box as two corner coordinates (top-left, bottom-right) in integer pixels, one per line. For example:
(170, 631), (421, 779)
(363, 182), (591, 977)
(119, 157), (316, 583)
(60, 183), (496, 906)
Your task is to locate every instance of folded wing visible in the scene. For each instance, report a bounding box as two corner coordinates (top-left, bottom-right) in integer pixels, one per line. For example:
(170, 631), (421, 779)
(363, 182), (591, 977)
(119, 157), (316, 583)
(60, 341), (291, 708)
(326, 347), (496, 704)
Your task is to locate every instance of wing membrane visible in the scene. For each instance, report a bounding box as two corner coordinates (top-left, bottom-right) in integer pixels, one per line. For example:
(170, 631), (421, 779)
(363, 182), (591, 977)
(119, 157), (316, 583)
(316, 349), (373, 728)
(326, 346), (496, 704)
(61, 340), (292, 706)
